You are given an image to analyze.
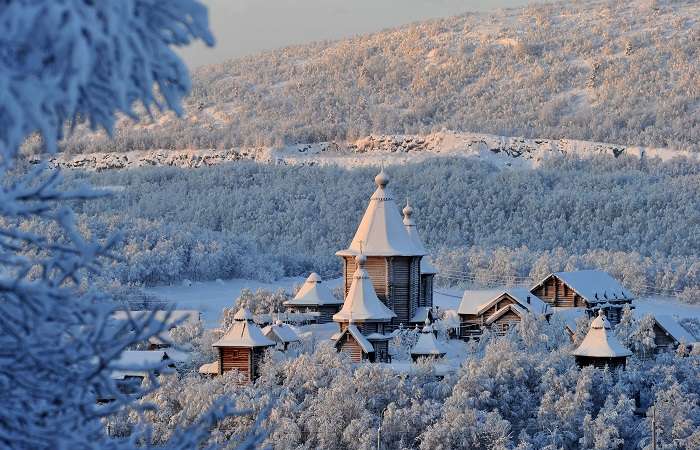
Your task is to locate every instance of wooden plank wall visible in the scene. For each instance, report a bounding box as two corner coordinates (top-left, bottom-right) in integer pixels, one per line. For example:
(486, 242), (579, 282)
(220, 347), (251, 382)
(532, 276), (579, 307)
(409, 257), (420, 319)
(653, 323), (678, 350)
(344, 256), (388, 298)
(339, 334), (364, 362)
(421, 275), (434, 308)
(390, 257), (411, 325)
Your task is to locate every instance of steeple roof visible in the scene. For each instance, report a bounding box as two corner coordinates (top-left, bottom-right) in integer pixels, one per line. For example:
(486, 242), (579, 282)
(572, 310), (632, 358)
(284, 272), (343, 306)
(402, 199), (438, 275)
(411, 319), (446, 358)
(214, 308), (275, 348)
(333, 255), (396, 322)
(337, 170), (425, 257)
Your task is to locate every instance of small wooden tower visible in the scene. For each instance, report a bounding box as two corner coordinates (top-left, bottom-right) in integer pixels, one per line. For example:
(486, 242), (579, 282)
(336, 169), (428, 329)
(213, 308), (275, 382)
(333, 254), (396, 362)
(402, 200), (437, 312)
(283, 272), (343, 323)
(572, 310), (632, 369)
(410, 319), (446, 361)
(262, 320), (301, 351)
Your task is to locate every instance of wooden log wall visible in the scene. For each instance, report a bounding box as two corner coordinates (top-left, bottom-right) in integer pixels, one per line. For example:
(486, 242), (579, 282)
(409, 257), (420, 319)
(220, 347), (251, 382)
(420, 274), (434, 308)
(390, 257), (411, 326)
(339, 334), (364, 362)
(344, 256), (388, 298)
(532, 276), (584, 308)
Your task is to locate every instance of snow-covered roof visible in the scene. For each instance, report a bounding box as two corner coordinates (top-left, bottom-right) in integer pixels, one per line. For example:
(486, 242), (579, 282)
(342, 324), (375, 353)
(420, 257), (438, 275)
(653, 315), (698, 344)
(262, 321), (301, 343)
(458, 288), (548, 316)
(337, 170), (425, 257)
(112, 309), (200, 328)
(214, 308), (275, 348)
(111, 350), (186, 380)
(572, 310), (632, 358)
(411, 322), (446, 357)
(284, 272), (343, 306)
(333, 255), (396, 322)
(365, 332), (392, 340)
(410, 306), (433, 323)
(551, 307), (588, 332)
(534, 270), (633, 304)
(198, 361), (219, 375)
(485, 304), (526, 325)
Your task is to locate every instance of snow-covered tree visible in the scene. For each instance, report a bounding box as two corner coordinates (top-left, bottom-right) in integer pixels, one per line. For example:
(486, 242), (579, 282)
(0, 2), (268, 448)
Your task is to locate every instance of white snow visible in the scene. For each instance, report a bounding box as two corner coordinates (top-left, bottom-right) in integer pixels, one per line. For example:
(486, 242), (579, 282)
(411, 325), (446, 357)
(284, 272), (342, 306)
(572, 311), (632, 358)
(539, 270), (633, 303)
(262, 322), (301, 344)
(333, 257), (396, 322)
(213, 310), (275, 348)
(336, 170), (425, 257)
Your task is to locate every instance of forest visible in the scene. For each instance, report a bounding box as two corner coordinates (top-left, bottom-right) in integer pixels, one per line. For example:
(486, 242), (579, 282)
(61, 154), (700, 301)
(52, 0), (699, 156)
(105, 301), (700, 450)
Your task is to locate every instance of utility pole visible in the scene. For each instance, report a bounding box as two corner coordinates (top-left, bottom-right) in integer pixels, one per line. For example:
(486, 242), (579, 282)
(652, 402), (657, 450)
(376, 422), (381, 450)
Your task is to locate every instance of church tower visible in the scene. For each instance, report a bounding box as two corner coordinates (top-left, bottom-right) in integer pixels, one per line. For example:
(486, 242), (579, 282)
(336, 169), (434, 329)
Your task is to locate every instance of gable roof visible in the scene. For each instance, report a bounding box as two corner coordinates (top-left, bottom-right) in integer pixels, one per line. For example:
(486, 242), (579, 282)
(213, 308), (275, 348)
(337, 170), (425, 257)
(572, 310), (632, 358)
(410, 306), (434, 323)
(336, 325), (374, 353)
(485, 303), (526, 325)
(653, 315), (698, 344)
(411, 322), (446, 357)
(333, 255), (396, 322)
(284, 272), (343, 306)
(262, 321), (301, 343)
(533, 270), (633, 304)
(458, 288), (548, 316)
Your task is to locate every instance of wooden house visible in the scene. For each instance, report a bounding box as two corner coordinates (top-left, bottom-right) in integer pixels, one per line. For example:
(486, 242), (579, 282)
(530, 271), (633, 326)
(572, 310), (631, 369)
(283, 272), (343, 323)
(262, 320), (301, 351)
(632, 312), (699, 353)
(457, 288), (550, 339)
(212, 308), (275, 382)
(410, 319), (446, 361)
(333, 254), (396, 362)
(336, 170), (436, 330)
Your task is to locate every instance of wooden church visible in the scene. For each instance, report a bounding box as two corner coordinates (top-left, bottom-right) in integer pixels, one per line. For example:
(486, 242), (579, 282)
(335, 169), (437, 331)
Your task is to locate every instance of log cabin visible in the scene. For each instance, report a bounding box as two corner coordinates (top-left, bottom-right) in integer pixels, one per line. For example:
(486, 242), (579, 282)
(457, 288), (550, 339)
(212, 308), (275, 383)
(630, 312), (699, 353)
(530, 271), (633, 326)
(572, 310), (631, 369)
(336, 170), (436, 330)
(333, 254), (396, 362)
(283, 272), (343, 323)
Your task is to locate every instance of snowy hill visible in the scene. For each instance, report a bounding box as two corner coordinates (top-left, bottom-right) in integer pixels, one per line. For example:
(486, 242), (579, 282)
(48, 130), (700, 171)
(56, 0), (700, 156)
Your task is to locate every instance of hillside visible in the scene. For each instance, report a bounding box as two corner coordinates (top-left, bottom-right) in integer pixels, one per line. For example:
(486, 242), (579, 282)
(58, 0), (699, 155)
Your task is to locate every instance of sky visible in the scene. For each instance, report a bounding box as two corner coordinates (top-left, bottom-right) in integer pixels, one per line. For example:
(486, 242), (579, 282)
(180, 0), (548, 69)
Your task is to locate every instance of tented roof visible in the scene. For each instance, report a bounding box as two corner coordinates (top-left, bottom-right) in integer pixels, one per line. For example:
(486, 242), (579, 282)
(284, 272), (343, 306)
(572, 310), (632, 358)
(411, 323), (446, 357)
(262, 321), (301, 343)
(214, 308), (275, 348)
(333, 256), (396, 322)
(337, 170), (425, 257)
(533, 270), (633, 304)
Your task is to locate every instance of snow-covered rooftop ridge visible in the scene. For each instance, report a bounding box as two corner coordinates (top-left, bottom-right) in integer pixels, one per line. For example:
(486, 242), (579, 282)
(411, 320), (446, 357)
(457, 288), (548, 316)
(653, 314), (698, 344)
(262, 321), (301, 343)
(214, 309), (275, 348)
(284, 272), (343, 306)
(572, 310), (632, 358)
(541, 270), (633, 303)
(333, 255), (396, 322)
(337, 170), (426, 257)
(345, 325), (374, 353)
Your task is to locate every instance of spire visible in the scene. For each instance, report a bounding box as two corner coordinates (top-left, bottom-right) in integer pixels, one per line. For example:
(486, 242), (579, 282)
(214, 308), (275, 348)
(337, 170), (425, 257)
(284, 272), (343, 306)
(410, 317), (445, 359)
